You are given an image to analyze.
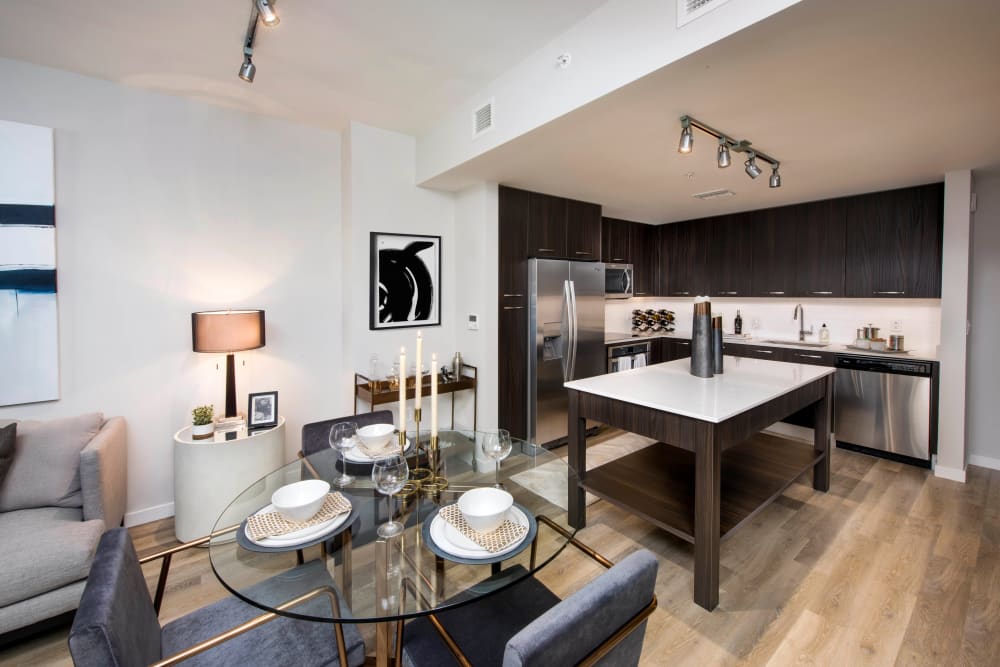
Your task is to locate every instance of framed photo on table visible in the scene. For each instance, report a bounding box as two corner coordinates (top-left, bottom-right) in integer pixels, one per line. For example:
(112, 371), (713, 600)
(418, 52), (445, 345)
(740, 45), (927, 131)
(370, 232), (441, 330)
(248, 391), (278, 430)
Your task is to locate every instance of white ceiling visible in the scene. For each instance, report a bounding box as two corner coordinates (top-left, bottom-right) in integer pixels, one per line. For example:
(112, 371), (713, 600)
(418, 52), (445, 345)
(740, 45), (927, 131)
(2, 0), (998, 224)
(427, 0), (1000, 222)
(0, 0), (607, 135)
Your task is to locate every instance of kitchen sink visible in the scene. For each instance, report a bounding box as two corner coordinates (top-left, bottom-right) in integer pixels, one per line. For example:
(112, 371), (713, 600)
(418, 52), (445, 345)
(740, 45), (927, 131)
(762, 339), (831, 348)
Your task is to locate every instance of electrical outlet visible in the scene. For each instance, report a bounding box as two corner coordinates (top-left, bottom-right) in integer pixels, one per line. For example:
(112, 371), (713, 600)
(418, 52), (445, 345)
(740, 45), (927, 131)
(752, 318), (761, 330)
(891, 320), (903, 332)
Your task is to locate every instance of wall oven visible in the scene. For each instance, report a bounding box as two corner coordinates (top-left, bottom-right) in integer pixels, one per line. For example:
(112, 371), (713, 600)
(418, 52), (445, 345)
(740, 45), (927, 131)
(604, 263), (633, 299)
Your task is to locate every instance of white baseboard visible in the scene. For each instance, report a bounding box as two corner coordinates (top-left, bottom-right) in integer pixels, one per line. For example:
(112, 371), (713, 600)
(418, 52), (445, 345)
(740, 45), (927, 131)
(124, 502), (175, 528)
(933, 464), (967, 483)
(969, 454), (1000, 471)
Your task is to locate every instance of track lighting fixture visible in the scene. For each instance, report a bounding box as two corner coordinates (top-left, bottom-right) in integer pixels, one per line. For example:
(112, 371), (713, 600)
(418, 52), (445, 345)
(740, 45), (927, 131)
(677, 115), (781, 187)
(238, 0), (279, 83)
(717, 137), (731, 168)
(678, 119), (693, 154)
(255, 0), (280, 27)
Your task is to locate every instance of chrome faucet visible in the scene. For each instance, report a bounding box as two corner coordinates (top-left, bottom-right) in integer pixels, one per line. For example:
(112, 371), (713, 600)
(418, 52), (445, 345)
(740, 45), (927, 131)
(793, 304), (814, 341)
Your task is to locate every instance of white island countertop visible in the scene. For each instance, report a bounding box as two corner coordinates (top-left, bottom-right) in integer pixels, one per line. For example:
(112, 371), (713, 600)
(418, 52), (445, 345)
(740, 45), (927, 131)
(565, 356), (835, 424)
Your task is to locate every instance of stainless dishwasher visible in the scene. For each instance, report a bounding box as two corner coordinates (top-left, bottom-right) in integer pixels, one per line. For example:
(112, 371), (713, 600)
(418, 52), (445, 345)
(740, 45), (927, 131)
(833, 355), (935, 468)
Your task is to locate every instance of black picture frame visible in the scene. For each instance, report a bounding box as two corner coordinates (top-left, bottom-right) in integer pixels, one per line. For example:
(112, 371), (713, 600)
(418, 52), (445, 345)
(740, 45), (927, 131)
(369, 232), (441, 330)
(247, 391), (278, 430)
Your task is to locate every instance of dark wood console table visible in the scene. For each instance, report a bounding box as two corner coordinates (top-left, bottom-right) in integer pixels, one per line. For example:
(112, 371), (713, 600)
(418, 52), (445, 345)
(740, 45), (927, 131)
(565, 356), (834, 610)
(354, 363), (478, 432)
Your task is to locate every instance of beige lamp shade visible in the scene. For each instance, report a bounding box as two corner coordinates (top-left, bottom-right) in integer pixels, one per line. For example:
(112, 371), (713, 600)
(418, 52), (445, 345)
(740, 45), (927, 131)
(191, 310), (265, 353)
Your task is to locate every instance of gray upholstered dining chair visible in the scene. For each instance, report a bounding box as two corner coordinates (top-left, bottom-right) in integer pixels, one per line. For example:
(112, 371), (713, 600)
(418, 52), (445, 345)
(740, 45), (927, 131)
(399, 544), (658, 667)
(68, 528), (366, 667)
(301, 410), (395, 458)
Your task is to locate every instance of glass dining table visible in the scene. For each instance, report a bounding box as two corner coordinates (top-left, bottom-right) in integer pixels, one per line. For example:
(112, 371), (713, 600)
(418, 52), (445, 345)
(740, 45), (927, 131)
(208, 429), (579, 666)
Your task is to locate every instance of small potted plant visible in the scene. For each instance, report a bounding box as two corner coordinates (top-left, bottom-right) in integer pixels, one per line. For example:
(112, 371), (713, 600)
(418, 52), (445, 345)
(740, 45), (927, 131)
(191, 405), (215, 440)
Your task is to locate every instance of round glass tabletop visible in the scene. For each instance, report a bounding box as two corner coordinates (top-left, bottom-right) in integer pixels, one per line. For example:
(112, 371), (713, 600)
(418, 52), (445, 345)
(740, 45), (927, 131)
(209, 429), (579, 624)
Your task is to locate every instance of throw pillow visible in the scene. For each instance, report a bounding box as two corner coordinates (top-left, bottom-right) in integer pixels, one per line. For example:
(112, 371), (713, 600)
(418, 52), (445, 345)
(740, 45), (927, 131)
(0, 423), (15, 488)
(0, 412), (104, 512)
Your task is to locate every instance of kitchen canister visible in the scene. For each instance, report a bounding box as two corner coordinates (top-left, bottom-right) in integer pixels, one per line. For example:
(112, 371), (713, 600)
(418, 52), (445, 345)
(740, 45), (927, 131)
(889, 335), (904, 351)
(690, 297), (714, 378)
(712, 315), (724, 374)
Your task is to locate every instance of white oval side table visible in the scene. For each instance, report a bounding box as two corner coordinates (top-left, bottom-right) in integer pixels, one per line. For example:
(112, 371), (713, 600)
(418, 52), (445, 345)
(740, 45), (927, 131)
(173, 417), (286, 543)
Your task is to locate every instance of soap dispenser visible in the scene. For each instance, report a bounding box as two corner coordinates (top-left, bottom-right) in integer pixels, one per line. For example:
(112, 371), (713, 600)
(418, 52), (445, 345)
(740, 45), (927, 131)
(819, 323), (830, 344)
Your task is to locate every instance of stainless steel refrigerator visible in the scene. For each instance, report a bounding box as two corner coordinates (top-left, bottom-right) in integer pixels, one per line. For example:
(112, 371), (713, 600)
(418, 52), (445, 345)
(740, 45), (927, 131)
(527, 259), (606, 447)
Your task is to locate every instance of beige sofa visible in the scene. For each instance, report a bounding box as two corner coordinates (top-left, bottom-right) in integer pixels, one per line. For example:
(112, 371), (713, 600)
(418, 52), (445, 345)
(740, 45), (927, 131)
(0, 413), (126, 636)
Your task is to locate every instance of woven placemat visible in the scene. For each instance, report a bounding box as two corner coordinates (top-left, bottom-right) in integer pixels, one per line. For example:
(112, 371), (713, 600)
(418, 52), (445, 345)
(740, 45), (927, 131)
(439, 503), (527, 553)
(246, 493), (352, 541)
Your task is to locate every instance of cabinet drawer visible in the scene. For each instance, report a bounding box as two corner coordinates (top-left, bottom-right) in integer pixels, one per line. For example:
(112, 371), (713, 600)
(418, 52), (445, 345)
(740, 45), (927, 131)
(785, 350), (835, 366)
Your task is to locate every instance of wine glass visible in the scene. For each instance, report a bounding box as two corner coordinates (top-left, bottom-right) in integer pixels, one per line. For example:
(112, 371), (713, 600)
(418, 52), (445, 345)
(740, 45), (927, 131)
(372, 454), (409, 538)
(328, 422), (358, 486)
(481, 429), (513, 488)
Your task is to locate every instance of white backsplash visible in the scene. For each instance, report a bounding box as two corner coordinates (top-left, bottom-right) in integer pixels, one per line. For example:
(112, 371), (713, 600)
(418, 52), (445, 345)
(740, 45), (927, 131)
(607, 297), (942, 351)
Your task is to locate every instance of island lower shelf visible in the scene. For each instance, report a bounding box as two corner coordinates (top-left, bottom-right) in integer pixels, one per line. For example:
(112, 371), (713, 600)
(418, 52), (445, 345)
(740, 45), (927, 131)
(581, 432), (823, 544)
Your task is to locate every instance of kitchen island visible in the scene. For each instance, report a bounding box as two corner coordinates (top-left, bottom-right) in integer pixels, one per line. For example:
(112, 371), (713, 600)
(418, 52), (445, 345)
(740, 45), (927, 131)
(565, 356), (835, 610)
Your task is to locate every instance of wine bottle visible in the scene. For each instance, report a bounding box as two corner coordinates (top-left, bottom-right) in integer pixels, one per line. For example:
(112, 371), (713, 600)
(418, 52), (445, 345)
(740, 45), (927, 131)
(734, 309), (743, 335)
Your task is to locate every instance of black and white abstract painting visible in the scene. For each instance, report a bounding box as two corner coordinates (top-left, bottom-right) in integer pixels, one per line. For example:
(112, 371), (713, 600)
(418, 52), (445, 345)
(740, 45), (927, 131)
(0, 120), (58, 406)
(370, 232), (441, 330)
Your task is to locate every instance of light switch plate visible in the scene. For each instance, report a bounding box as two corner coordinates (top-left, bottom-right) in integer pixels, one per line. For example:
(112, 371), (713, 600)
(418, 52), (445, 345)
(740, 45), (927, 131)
(467, 313), (479, 330)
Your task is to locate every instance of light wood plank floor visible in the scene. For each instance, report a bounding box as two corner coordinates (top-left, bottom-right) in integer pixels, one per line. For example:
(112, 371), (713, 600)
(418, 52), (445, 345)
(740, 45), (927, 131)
(2, 439), (998, 666)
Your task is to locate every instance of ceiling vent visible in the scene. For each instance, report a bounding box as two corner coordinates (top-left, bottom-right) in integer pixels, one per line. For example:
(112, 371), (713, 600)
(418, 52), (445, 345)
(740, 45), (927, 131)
(472, 99), (494, 138)
(692, 188), (735, 200)
(677, 0), (731, 27)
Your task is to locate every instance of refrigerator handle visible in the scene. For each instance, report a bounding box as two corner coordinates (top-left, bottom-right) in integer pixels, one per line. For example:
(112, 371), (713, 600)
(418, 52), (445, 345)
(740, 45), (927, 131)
(561, 280), (572, 382)
(568, 279), (579, 380)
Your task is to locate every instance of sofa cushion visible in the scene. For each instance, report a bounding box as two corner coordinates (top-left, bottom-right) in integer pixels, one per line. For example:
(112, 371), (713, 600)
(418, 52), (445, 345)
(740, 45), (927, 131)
(0, 412), (104, 512)
(0, 506), (104, 607)
(0, 423), (14, 487)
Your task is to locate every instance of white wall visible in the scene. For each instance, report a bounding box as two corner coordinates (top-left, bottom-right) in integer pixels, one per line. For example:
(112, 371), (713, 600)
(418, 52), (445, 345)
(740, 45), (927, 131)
(341, 123), (469, 430)
(608, 297), (942, 353)
(967, 167), (1000, 469)
(935, 170), (973, 482)
(0, 58), (343, 525)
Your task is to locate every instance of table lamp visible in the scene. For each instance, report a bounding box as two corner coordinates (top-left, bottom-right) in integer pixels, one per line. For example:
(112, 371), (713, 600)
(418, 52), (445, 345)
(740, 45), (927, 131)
(191, 309), (265, 418)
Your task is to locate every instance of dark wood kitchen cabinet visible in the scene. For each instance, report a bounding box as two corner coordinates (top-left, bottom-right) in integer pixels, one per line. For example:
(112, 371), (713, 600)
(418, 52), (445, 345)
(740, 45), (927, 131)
(631, 222), (660, 296)
(660, 219), (710, 297)
(796, 199), (846, 297)
(497, 303), (527, 440)
(566, 198), (602, 260)
(709, 214), (753, 297)
(527, 191), (567, 258)
(601, 217), (631, 263)
(661, 338), (692, 361)
(844, 183), (943, 298)
(498, 186), (529, 299)
(750, 205), (798, 297)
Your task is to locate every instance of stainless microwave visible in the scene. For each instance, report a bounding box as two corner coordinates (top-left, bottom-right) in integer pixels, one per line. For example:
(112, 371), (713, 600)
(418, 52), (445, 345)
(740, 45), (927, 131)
(605, 263), (633, 299)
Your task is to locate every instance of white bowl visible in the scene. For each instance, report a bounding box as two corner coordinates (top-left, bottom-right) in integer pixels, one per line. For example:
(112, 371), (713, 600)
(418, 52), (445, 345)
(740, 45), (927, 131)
(271, 479), (330, 522)
(357, 423), (395, 451)
(457, 488), (514, 533)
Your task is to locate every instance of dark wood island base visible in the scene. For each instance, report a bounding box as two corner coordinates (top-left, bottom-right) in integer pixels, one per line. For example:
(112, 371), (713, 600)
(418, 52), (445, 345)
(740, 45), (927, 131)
(567, 368), (834, 611)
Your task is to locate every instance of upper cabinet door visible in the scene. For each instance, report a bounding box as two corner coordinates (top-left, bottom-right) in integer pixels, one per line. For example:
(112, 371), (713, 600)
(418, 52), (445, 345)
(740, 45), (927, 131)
(795, 199), (846, 297)
(845, 184), (943, 298)
(601, 217), (631, 263)
(750, 205), (798, 297)
(632, 222), (660, 296)
(660, 219), (709, 297)
(527, 192), (567, 258)
(566, 198), (602, 260)
(709, 213), (753, 297)
(498, 186), (530, 298)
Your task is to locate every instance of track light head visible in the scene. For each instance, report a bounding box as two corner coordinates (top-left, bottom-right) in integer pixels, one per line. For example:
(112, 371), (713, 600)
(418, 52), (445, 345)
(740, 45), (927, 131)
(717, 138), (731, 168)
(769, 165), (781, 188)
(678, 120), (693, 154)
(239, 57), (256, 83)
(255, 0), (280, 27)
(744, 152), (762, 179)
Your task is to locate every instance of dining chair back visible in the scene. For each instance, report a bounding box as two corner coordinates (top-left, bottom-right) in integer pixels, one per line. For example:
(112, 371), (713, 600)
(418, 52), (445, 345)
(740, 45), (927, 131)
(69, 528), (366, 667)
(301, 410), (395, 456)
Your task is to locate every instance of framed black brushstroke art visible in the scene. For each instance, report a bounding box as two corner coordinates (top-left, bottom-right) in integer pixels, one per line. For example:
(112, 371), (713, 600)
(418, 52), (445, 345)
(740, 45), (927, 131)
(370, 232), (441, 330)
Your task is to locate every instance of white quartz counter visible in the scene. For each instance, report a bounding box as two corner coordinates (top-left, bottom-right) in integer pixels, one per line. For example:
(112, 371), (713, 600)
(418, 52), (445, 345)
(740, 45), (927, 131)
(565, 356), (835, 423)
